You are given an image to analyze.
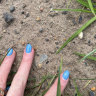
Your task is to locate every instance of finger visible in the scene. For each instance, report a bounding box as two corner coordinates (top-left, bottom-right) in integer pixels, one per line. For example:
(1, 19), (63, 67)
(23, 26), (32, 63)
(0, 49), (16, 90)
(45, 70), (70, 96)
(7, 44), (34, 96)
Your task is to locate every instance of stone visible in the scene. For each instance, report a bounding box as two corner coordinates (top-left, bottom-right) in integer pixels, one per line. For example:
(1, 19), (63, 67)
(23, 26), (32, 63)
(62, 11), (67, 15)
(78, 32), (83, 39)
(94, 34), (96, 39)
(39, 28), (44, 33)
(3, 12), (14, 23)
(78, 15), (82, 23)
(45, 38), (49, 42)
(40, 54), (48, 63)
(10, 6), (15, 12)
(89, 91), (95, 96)
(22, 4), (26, 8)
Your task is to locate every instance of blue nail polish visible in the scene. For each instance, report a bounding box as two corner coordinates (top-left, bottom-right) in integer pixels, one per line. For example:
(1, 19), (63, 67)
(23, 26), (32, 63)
(26, 44), (32, 53)
(62, 70), (70, 80)
(7, 48), (13, 56)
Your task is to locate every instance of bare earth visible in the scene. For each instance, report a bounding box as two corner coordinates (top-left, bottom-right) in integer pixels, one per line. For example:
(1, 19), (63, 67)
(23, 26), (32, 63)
(0, 0), (96, 96)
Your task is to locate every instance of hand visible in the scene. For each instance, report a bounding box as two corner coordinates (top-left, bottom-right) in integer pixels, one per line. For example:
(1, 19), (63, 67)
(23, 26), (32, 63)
(0, 44), (69, 96)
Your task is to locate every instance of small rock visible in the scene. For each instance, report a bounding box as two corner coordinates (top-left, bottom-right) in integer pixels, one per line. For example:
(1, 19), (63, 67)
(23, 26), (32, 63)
(36, 17), (41, 21)
(3, 12), (14, 23)
(45, 38), (49, 42)
(10, 6), (15, 12)
(78, 15), (82, 23)
(21, 11), (25, 14)
(45, 0), (50, 3)
(55, 42), (59, 45)
(78, 32), (83, 39)
(39, 28), (44, 33)
(88, 40), (91, 46)
(72, 18), (77, 25)
(40, 54), (48, 63)
(94, 34), (96, 39)
(38, 64), (42, 68)
(89, 91), (95, 96)
(22, 4), (26, 8)
(91, 87), (96, 91)
(49, 12), (58, 17)
(40, 7), (44, 12)
(46, 61), (49, 64)
(25, 12), (30, 17)
(14, 29), (19, 34)
(62, 11), (67, 15)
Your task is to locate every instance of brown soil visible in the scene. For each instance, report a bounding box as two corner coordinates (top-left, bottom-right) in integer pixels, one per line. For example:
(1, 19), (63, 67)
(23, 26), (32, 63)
(0, 0), (96, 96)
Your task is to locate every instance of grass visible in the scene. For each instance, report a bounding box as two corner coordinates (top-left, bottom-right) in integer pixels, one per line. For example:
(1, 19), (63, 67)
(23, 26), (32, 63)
(52, 0), (96, 54)
(74, 50), (96, 61)
(56, 57), (63, 96)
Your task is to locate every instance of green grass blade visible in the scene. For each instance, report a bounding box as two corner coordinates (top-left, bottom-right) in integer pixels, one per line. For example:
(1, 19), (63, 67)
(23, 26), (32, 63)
(74, 80), (82, 96)
(57, 57), (63, 96)
(74, 52), (96, 61)
(81, 49), (96, 61)
(76, 0), (89, 8)
(53, 9), (91, 13)
(56, 16), (96, 54)
(87, 0), (96, 15)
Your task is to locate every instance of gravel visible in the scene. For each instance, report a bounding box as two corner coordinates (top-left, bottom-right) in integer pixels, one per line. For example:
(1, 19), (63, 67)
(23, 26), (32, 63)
(3, 12), (14, 23)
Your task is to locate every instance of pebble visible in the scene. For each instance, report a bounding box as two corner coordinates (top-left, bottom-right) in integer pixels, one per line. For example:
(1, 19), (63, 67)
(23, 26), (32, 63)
(62, 11), (67, 15)
(79, 15), (82, 23)
(46, 61), (49, 64)
(49, 12), (58, 17)
(72, 18), (77, 25)
(45, 38), (49, 42)
(39, 28), (44, 33)
(55, 42), (59, 45)
(40, 7), (44, 12)
(25, 12), (30, 17)
(88, 40), (91, 46)
(14, 29), (19, 34)
(94, 34), (96, 39)
(22, 4), (26, 8)
(78, 32), (83, 39)
(89, 91), (95, 96)
(10, 6), (15, 12)
(36, 17), (41, 21)
(3, 12), (14, 23)
(91, 87), (96, 91)
(40, 54), (48, 63)
(38, 64), (42, 68)
(21, 11), (25, 14)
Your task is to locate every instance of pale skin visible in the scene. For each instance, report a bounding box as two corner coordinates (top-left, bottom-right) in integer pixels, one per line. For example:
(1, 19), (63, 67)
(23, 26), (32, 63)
(0, 48), (69, 96)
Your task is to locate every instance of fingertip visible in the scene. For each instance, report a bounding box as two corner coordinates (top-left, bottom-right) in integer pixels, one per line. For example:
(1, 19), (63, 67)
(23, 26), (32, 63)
(62, 70), (70, 80)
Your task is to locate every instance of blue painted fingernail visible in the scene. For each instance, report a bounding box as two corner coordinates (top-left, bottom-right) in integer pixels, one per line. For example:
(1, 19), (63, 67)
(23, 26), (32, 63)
(7, 48), (13, 56)
(26, 44), (32, 53)
(62, 70), (70, 80)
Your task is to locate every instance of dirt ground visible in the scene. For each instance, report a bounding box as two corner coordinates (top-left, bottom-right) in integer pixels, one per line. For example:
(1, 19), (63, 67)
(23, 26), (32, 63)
(0, 0), (96, 96)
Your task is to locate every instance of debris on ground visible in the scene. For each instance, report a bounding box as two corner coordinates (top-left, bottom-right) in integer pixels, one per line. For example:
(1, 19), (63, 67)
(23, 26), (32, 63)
(78, 32), (83, 39)
(10, 6), (15, 12)
(3, 12), (14, 23)
(89, 91), (95, 96)
(40, 54), (48, 63)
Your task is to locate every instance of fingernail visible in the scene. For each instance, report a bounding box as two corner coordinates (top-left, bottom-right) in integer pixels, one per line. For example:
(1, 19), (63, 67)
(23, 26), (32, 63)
(7, 48), (13, 56)
(62, 70), (70, 80)
(26, 44), (32, 53)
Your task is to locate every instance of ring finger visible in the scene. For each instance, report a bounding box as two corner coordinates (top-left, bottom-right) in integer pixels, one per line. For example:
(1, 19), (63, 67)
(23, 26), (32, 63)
(0, 49), (16, 90)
